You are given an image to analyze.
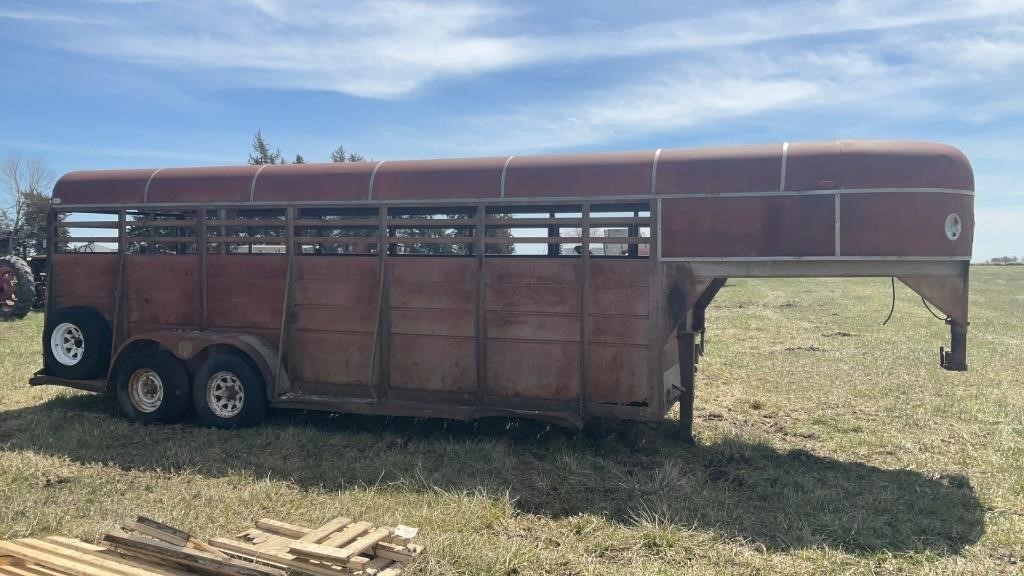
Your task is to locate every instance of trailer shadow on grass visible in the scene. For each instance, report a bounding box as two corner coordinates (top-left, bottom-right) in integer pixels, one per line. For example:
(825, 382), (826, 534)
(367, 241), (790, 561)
(0, 393), (985, 555)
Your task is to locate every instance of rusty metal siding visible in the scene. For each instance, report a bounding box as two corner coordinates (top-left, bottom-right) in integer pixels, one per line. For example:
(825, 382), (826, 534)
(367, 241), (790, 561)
(503, 151), (654, 198)
(586, 260), (650, 406)
(660, 195), (836, 258)
(840, 192), (974, 257)
(484, 259), (581, 401)
(52, 142), (975, 208)
(254, 163), (373, 203)
(52, 253), (119, 320)
(147, 166), (259, 204)
(290, 257), (378, 390)
(783, 141), (844, 191)
(388, 258), (478, 394)
(655, 144), (782, 195)
(372, 158), (505, 201)
(292, 331), (375, 390)
(836, 141), (974, 191)
(53, 169), (154, 205)
(205, 255), (286, 343)
(125, 255), (200, 328)
(784, 141), (975, 192)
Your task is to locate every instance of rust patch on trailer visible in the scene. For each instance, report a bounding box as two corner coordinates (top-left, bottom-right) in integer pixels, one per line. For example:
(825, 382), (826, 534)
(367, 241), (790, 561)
(126, 255), (199, 328)
(840, 193), (973, 257)
(53, 253), (118, 321)
(661, 195), (835, 258)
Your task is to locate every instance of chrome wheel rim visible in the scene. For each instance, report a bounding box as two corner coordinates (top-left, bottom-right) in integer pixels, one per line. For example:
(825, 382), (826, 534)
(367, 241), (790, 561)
(128, 368), (164, 413)
(50, 322), (85, 365)
(207, 371), (244, 418)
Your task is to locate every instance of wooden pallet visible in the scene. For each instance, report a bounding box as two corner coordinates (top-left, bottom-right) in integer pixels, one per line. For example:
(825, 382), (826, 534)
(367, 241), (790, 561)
(210, 518), (422, 576)
(0, 517), (421, 576)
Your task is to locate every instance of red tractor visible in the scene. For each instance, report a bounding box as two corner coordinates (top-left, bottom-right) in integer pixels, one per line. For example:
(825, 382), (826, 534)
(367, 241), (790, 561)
(0, 253), (46, 320)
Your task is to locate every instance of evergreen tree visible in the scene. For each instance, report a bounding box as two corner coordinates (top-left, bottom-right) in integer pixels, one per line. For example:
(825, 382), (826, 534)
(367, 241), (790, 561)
(294, 154), (306, 164)
(331, 145), (366, 163)
(248, 130), (283, 165)
(330, 145), (347, 163)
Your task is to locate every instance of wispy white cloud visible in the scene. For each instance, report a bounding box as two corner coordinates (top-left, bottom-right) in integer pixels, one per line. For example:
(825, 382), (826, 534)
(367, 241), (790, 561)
(427, 33), (1016, 155)
(0, 8), (104, 24)
(11, 0), (1024, 98)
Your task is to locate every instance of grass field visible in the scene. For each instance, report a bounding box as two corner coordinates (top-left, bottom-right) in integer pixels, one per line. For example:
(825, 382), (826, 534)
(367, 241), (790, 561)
(1, 267), (1021, 575)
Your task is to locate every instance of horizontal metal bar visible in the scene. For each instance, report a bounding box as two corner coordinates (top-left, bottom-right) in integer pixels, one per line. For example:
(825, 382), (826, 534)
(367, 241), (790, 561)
(388, 237), (473, 245)
(65, 236), (120, 243)
(295, 237), (378, 243)
(205, 236), (286, 244)
(672, 259), (967, 278)
(388, 218), (476, 226)
(52, 186), (973, 212)
(390, 224), (475, 230)
(485, 237), (582, 244)
(205, 219), (286, 226)
(589, 217), (651, 225)
(127, 219), (199, 227)
(656, 187), (973, 199)
(483, 236), (650, 244)
(56, 221), (120, 228)
(292, 219), (380, 227)
(485, 217), (583, 226)
(587, 237), (650, 243)
(661, 255), (971, 262)
(126, 236), (198, 243)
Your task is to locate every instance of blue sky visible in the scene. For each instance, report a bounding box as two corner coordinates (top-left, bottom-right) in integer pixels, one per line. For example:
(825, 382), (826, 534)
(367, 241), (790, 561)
(0, 0), (1021, 259)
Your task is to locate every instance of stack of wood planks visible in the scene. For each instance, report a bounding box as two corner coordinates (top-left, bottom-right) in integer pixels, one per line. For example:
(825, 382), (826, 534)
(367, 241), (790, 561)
(0, 516), (421, 576)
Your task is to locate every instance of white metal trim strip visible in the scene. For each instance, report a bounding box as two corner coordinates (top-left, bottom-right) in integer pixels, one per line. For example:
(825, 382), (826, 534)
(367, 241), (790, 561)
(658, 187), (973, 199)
(834, 193), (841, 256)
(656, 197), (662, 261)
(651, 148), (662, 196)
(143, 168), (165, 203)
(780, 141), (789, 192)
(660, 256), (971, 262)
(368, 160), (386, 200)
(249, 164), (269, 202)
(500, 155), (515, 198)
(55, 187), (973, 210)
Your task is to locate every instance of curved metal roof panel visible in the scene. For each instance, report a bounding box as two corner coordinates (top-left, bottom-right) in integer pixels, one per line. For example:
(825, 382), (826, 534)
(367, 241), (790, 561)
(53, 168), (156, 205)
(254, 161), (374, 203)
(655, 143), (782, 195)
(147, 165), (260, 204)
(51, 141), (975, 207)
(372, 156), (506, 201)
(504, 150), (655, 199)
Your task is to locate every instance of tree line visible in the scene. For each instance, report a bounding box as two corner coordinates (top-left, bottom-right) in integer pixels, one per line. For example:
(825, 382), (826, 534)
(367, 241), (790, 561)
(248, 130), (366, 165)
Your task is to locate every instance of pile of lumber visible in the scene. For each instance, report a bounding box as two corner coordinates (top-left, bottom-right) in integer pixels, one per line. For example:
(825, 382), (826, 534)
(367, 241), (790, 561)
(0, 516), (422, 576)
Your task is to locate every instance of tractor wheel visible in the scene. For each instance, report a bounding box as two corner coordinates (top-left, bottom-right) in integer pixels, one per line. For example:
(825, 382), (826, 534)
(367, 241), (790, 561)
(0, 255), (35, 320)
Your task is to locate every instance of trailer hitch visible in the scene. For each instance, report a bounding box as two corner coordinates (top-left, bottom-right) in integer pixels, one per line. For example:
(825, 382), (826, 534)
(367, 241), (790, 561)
(940, 320), (968, 371)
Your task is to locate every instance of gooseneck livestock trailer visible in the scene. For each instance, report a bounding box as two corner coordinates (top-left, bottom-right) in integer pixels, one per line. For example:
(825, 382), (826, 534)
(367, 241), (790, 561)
(31, 140), (973, 439)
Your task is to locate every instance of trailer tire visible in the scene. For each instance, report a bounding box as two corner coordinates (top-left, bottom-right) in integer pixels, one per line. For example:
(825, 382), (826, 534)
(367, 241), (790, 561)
(115, 350), (191, 424)
(0, 255), (35, 320)
(192, 352), (267, 429)
(43, 306), (112, 379)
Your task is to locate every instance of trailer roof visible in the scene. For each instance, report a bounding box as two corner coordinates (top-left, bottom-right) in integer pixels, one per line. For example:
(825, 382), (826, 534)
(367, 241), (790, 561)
(52, 140), (974, 207)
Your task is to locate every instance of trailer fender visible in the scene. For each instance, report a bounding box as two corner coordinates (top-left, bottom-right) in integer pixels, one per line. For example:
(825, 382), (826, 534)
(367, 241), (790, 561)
(111, 331), (282, 400)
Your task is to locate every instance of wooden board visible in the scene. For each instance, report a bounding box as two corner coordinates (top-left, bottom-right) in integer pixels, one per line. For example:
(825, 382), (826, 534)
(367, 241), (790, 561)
(296, 519), (352, 546)
(102, 532), (285, 576)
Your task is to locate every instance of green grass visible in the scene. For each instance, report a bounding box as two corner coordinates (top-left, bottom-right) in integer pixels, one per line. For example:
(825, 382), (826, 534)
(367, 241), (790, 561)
(1, 267), (1022, 575)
